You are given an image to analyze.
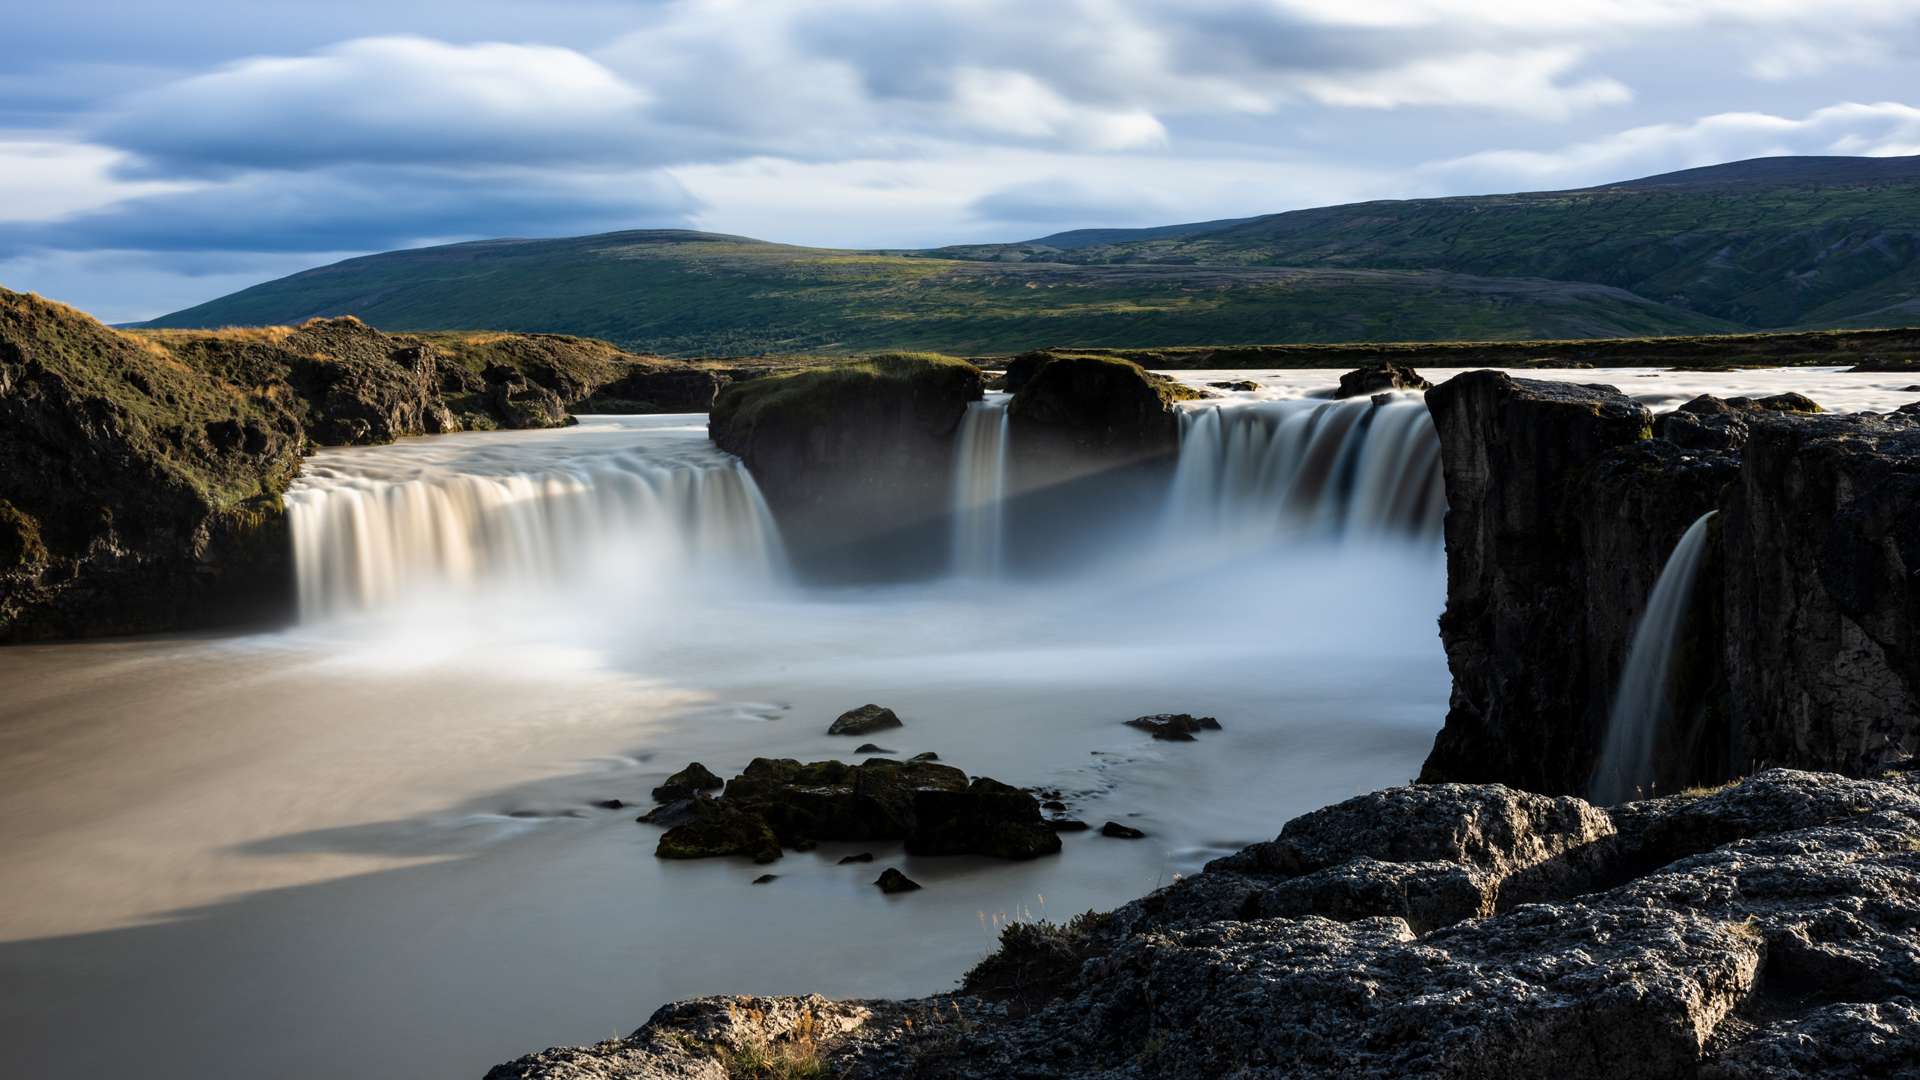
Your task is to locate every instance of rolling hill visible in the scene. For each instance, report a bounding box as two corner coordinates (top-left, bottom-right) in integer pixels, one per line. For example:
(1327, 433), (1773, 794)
(142, 155), (1920, 356)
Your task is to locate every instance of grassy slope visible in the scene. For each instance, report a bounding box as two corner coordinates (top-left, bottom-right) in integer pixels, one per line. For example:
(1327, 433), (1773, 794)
(1024, 181), (1920, 330)
(143, 233), (1740, 356)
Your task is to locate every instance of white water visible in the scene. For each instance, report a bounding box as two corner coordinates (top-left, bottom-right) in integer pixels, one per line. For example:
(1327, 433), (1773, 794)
(1591, 511), (1718, 805)
(1164, 394), (1444, 546)
(287, 418), (786, 618)
(950, 398), (1010, 578)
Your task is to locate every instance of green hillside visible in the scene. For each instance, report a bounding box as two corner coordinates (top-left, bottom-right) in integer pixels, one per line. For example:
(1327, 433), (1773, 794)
(140, 155), (1920, 356)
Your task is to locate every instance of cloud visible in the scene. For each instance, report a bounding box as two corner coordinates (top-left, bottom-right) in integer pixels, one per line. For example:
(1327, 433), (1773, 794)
(0, 139), (202, 222)
(1425, 101), (1920, 190)
(969, 176), (1182, 227)
(95, 37), (651, 173)
(0, 164), (701, 254)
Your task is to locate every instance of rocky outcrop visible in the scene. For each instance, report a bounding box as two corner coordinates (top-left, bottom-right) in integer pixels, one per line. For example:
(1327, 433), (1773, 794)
(489, 768), (1920, 1080)
(1004, 350), (1199, 473)
(1420, 370), (1917, 796)
(1334, 360), (1432, 399)
(644, 756), (1061, 863)
(708, 353), (983, 580)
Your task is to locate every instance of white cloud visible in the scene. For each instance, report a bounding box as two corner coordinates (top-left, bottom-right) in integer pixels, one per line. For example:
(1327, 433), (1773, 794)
(0, 139), (202, 222)
(1425, 100), (1920, 190)
(96, 37), (650, 172)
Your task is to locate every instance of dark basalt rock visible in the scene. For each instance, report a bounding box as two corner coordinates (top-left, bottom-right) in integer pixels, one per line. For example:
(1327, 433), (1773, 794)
(908, 752), (939, 762)
(1333, 360), (1432, 399)
(1100, 821), (1146, 838)
(1124, 713), (1221, 741)
(828, 704), (902, 735)
(594, 799), (625, 810)
(837, 852), (873, 864)
(650, 762), (724, 803)
(1208, 380), (1258, 391)
(852, 743), (893, 754)
(750, 874), (777, 884)
(646, 756), (1057, 862)
(708, 354), (984, 582)
(1046, 817), (1090, 832)
(873, 868), (920, 893)
(498, 770), (1920, 1080)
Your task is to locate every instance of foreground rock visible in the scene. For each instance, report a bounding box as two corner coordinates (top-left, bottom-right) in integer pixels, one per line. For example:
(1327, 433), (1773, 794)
(646, 756), (1061, 863)
(490, 768), (1920, 1079)
(1422, 370), (1919, 795)
(1333, 360), (1433, 398)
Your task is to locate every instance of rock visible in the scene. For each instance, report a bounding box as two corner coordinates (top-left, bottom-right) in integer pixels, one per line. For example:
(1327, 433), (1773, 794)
(907, 752), (938, 761)
(1904, 384), (1920, 392)
(836, 852), (873, 864)
(1047, 818), (1090, 831)
(1123, 713), (1221, 740)
(650, 762), (724, 803)
(851, 743), (891, 753)
(874, 868), (920, 893)
(1041, 800), (1066, 810)
(1654, 407), (1751, 451)
(652, 795), (785, 864)
(637, 798), (701, 829)
(1334, 360), (1433, 399)
(1208, 380), (1258, 391)
(483, 364), (571, 429)
(708, 353), (983, 581)
(827, 704), (902, 736)
(1101, 821), (1146, 838)
(751, 874), (777, 884)
(595, 799), (625, 810)
(904, 777), (1062, 859)
(492, 770), (1920, 1080)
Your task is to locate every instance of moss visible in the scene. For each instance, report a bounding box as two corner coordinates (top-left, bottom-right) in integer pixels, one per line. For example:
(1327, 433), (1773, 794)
(710, 352), (980, 440)
(0, 500), (48, 566)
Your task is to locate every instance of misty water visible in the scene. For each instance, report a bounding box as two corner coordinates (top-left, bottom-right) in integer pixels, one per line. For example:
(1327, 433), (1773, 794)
(0, 368), (1910, 1079)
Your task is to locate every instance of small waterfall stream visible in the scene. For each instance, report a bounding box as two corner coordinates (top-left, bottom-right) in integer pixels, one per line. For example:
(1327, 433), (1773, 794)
(1591, 511), (1717, 804)
(1162, 395), (1445, 545)
(950, 399), (1010, 577)
(286, 433), (786, 619)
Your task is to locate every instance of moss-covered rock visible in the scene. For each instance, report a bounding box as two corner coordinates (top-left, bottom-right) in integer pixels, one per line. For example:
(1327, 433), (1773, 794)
(647, 756), (1054, 862)
(651, 762), (725, 803)
(828, 703), (903, 735)
(654, 794), (785, 863)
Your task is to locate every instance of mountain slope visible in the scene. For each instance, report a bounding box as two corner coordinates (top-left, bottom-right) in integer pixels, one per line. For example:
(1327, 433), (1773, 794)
(139, 155), (1920, 354)
(999, 155), (1920, 330)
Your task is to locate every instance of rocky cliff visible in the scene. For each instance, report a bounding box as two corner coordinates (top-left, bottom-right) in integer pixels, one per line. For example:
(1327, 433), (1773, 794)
(708, 353), (984, 580)
(486, 767), (1920, 1080)
(0, 291), (688, 640)
(1420, 371), (1917, 797)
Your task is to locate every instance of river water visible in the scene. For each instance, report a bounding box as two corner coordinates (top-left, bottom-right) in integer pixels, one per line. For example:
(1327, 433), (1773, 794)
(0, 368), (1907, 1079)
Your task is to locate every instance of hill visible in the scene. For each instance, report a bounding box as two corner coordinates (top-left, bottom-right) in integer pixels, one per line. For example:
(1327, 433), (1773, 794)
(139, 155), (1920, 355)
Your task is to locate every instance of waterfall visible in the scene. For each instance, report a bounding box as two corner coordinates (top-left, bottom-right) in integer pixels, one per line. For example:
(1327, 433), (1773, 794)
(950, 399), (1009, 577)
(1163, 395), (1445, 545)
(1591, 511), (1717, 805)
(286, 435), (787, 620)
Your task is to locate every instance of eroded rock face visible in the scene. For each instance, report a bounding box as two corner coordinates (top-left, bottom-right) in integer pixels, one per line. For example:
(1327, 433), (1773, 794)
(1422, 369), (1919, 795)
(494, 770), (1920, 1080)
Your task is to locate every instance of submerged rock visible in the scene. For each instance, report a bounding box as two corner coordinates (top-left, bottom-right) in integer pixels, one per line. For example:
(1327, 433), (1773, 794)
(1123, 713), (1222, 741)
(827, 704), (902, 736)
(837, 852), (873, 864)
(1100, 821), (1146, 838)
(874, 868), (921, 893)
(650, 762), (724, 803)
(750, 874), (777, 884)
(1208, 380), (1259, 391)
(852, 743), (893, 754)
(645, 756), (1057, 863)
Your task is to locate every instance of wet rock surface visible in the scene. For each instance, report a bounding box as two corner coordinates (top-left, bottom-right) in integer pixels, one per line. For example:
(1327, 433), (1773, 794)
(494, 769), (1920, 1080)
(650, 762), (724, 803)
(829, 704), (903, 736)
(645, 756), (1060, 863)
(1333, 360), (1433, 399)
(1122, 714), (1221, 741)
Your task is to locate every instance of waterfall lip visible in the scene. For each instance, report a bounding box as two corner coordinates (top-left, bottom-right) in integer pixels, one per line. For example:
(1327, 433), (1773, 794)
(1591, 510), (1719, 806)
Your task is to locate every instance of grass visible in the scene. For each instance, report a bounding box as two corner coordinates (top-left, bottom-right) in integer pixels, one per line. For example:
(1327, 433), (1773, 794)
(708, 352), (980, 440)
(716, 1003), (829, 1080)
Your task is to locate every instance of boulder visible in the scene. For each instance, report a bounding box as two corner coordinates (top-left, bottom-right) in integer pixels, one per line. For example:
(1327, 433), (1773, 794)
(1101, 821), (1146, 838)
(651, 762), (724, 803)
(905, 778), (1062, 859)
(652, 795), (784, 864)
(874, 868), (921, 893)
(1333, 360), (1433, 399)
(827, 704), (902, 736)
(1123, 713), (1221, 741)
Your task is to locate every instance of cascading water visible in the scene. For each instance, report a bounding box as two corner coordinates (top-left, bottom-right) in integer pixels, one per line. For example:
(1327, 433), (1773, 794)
(1590, 511), (1717, 804)
(285, 419), (787, 619)
(950, 398), (1009, 577)
(1162, 394), (1446, 545)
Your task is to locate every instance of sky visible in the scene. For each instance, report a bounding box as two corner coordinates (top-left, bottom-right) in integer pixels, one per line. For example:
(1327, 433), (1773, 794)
(4, 0), (1920, 322)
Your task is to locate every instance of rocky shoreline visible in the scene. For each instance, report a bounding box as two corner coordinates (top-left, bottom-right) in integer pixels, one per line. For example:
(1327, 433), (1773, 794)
(487, 767), (1920, 1079)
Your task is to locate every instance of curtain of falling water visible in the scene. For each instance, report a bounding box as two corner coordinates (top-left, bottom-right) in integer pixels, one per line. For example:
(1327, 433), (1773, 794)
(1590, 511), (1718, 805)
(950, 399), (1010, 578)
(286, 448), (787, 619)
(1162, 395), (1446, 545)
